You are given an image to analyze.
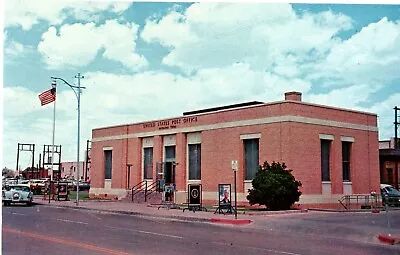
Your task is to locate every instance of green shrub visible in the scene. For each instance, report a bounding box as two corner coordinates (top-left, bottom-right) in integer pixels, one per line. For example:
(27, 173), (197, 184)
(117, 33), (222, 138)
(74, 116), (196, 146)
(247, 161), (302, 210)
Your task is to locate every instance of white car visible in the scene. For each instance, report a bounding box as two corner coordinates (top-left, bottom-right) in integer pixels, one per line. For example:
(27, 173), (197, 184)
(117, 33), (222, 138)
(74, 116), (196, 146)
(3, 184), (33, 206)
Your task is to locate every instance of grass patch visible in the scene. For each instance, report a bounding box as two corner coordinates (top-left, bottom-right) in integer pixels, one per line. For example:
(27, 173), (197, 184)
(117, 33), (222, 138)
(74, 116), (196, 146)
(68, 191), (89, 200)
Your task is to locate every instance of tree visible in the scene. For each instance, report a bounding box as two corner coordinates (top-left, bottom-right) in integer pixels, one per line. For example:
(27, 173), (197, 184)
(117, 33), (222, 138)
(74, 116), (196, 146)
(247, 161), (302, 211)
(2, 167), (9, 176)
(2, 167), (16, 178)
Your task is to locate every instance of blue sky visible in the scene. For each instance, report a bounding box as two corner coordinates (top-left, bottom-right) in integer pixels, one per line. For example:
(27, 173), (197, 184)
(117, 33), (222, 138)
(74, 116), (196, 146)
(2, 1), (400, 170)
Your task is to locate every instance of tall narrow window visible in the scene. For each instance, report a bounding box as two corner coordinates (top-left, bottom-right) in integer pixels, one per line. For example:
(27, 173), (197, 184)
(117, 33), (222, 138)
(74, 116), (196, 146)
(188, 144), (201, 180)
(342, 141), (351, 181)
(244, 139), (259, 180)
(143, 147), (153, 179)
(104, 150), (112, 179)
(321, 140), (331, 182)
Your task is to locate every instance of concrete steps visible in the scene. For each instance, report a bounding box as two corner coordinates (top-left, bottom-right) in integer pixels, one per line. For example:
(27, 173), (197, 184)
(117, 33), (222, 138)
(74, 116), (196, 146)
(123, 190), (163, 204)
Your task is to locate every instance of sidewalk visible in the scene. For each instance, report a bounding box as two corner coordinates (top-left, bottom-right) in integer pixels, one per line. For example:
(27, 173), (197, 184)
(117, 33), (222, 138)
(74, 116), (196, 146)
(33, 198), (307, 225)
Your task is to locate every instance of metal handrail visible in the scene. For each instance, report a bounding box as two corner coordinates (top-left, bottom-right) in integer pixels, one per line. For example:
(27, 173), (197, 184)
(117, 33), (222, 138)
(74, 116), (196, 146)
(338, 194), (382, 210)
(131, 180), (160, 202)
(131, 180), (146, 190)
(144, 181), (159, 202)
(131, 181), (146, 201)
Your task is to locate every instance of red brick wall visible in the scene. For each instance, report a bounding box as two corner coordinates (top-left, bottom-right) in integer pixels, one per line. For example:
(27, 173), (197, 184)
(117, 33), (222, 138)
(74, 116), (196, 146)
(175, 133), (187, 191)
(90, 96), (379, 206)
(127, 137), (140, 189)
(153, 136), (162, 180)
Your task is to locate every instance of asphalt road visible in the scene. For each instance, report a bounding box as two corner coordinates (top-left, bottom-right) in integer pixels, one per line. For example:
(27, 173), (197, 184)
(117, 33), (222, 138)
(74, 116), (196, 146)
(2, 204), (400, 255)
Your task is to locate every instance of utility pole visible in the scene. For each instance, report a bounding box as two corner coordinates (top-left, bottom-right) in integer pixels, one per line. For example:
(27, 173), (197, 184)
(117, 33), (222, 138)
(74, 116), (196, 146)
(75, 73), (84, 206)
(394, 106), (399, 189)
(395, 106), (399, 150)
(38, 153), (41, 179)
(51, 73), (85, 205)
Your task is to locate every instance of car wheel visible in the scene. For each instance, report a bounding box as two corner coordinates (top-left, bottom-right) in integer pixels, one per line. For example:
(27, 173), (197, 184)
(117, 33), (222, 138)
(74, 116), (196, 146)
(26, 201), (32, 207)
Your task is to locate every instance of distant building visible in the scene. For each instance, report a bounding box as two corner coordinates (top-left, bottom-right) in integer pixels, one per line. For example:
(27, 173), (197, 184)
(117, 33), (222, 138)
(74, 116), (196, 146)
(23, 168), (49, 179)
(379, 137), (400, 188)
(60, 161), (91, 181)
(89, 91), (380, 208)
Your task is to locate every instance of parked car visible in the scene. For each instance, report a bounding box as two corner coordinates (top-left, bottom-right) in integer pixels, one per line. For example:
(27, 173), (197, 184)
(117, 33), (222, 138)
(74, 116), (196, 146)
(380, 184), (400, 207)
(19, 180), (30, 185)
(3, 184), (33, 206)
(72, 181), (90, 191)
(29, 179), (47, 189)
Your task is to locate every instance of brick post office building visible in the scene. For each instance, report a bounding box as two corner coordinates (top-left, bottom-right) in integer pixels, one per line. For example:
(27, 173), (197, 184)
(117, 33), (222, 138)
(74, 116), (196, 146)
(89, 92), (380, 208)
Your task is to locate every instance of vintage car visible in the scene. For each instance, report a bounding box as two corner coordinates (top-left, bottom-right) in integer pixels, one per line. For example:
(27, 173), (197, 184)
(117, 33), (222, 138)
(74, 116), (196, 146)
(380, 184), (400, 207)
(2, 184), (33, 206)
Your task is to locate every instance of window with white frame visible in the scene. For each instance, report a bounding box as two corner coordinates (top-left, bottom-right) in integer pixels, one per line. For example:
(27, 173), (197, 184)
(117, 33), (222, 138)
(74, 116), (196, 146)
(244, 139), (259, 180)
(342, 141), (351, 181)
(143, 147), (153, 179)
(321, 140), (331, 182)
(188, 144), (201, 180)
(104, 150), (112, 179)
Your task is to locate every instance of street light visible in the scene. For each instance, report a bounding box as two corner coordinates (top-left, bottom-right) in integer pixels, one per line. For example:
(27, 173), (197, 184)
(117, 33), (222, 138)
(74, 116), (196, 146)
(51, 73), (85, 206)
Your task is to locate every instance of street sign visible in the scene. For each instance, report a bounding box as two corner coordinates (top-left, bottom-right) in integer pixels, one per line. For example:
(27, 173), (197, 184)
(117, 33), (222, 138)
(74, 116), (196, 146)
(231, 160), (238, 171)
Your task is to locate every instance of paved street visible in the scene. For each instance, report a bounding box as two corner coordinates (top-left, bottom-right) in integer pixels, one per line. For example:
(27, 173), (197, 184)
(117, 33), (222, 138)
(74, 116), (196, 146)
(2, 203), (400, 255)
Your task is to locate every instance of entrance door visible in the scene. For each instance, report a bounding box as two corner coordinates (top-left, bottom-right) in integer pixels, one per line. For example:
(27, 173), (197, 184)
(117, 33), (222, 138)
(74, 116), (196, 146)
(164, 145), (176, 185)
(155, 161), (176, 190)
(164, 161), (176, 185)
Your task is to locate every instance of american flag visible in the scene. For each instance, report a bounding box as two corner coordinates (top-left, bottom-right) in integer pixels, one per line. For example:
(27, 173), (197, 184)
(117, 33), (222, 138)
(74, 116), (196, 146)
(38, 87), (56, 106)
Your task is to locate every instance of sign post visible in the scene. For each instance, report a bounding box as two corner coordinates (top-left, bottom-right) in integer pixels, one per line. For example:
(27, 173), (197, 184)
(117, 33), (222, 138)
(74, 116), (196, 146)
(232, 160), (238, 219)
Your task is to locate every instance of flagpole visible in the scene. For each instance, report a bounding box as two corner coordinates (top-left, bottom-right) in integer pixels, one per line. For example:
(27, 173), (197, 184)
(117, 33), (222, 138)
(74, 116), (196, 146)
(51, 75), (85, 206)
(51, 81), (56, 182)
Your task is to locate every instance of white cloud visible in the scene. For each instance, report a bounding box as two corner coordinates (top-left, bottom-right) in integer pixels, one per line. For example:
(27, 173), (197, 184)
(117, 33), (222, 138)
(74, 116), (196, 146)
(37, 20), (148, 70)
(4, 41), (25, 57)
(141, 3), (353, 72)
(3, 86), (42, 117)
(312, 17), (400, 85)
(101, 20), (148, 70)
(305, 83), (383, 110)
(5, 0), (132, 30)
(38, 23), (102, 69)
(3, 3), (400, 169)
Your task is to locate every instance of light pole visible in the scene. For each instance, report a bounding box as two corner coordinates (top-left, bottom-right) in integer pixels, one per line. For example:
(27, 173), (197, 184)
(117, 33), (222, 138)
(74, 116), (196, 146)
(51, 73), (85, 205)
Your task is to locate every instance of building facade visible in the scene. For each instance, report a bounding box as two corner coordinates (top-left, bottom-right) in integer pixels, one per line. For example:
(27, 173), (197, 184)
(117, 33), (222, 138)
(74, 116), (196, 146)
(379, 138), (400, 189)
(60, 161), (91, 181)
(90, 92), (380, 208)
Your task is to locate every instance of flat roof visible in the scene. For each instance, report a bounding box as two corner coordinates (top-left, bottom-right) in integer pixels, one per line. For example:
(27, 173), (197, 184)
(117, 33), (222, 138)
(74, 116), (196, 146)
(183, 101), (265, 116)
(93, 98), (377, 131)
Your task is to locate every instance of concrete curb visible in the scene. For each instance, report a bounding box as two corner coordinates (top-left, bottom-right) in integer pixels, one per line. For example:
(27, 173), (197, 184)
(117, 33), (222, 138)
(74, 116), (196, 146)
(308, 207), (400, 213)
(308, 208), (381, 213)
(377, 234), (400, 245)
(210, 218), (252, 225)
(242, 209), (308, 216)
(36, 203), (211, 223)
